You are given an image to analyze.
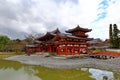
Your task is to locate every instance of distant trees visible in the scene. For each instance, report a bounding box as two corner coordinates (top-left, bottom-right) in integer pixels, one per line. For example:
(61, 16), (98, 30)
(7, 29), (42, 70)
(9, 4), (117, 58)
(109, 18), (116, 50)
(8, 39), (25, 53)
(0, 35), (11, 51)
(0, 35), (25, 53)
(25, 33), (44, 44)
(0, 33), (43, 53)
(25, 34), (35, 44)
(109, 24), (120, 48)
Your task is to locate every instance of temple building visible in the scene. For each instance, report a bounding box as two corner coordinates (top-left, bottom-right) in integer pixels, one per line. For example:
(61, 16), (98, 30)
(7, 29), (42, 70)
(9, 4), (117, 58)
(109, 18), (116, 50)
(26, 25), (93, 55)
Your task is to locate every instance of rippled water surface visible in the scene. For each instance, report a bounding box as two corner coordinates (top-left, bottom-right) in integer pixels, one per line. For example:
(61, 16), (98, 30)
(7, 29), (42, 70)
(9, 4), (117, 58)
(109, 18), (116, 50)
(0, 60), (120, 80)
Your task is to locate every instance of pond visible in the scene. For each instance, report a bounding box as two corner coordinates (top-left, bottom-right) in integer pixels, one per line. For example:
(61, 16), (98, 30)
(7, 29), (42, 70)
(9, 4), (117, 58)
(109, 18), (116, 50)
(0, 60), (120, 80)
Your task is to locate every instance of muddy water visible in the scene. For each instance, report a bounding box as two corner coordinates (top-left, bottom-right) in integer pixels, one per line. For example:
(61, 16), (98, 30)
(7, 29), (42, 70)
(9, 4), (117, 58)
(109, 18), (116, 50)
(0, 60), (120, 80)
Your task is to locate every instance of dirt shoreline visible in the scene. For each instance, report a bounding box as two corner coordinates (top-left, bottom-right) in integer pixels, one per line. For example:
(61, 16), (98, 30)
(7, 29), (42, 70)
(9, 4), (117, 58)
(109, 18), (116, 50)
(5, 55), (120, 75)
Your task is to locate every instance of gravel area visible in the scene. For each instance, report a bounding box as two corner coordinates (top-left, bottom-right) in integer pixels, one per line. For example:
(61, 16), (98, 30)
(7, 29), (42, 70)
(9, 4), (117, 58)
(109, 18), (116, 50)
(5, 54), (120, 74)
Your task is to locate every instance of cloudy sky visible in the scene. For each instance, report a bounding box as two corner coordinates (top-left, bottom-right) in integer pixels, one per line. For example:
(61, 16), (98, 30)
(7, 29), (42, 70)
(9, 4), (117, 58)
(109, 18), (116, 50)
(0, 0), (120, 40)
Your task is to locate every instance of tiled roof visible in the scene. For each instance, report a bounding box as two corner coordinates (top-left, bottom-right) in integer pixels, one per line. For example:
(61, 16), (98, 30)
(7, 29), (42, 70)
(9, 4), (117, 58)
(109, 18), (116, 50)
(66, 25), (92, 33)
(49, 28), (60, 34)
(26, 44), (37, 47)
(35, 40), (42, 43)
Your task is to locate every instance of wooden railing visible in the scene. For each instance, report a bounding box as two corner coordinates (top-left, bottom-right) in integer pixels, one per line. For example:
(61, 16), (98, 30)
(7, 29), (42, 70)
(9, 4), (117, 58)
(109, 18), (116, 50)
(92, 51), (120, 57)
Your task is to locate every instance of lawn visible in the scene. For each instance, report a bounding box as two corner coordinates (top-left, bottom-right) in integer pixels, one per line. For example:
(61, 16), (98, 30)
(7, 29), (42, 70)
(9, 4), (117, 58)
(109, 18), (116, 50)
(0, 52), (24, 59)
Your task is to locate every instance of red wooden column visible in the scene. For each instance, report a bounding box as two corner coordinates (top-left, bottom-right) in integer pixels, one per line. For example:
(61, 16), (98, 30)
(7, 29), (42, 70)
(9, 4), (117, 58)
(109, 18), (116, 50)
(49, 45), (52, 52)
(78, 45), (80, 55)
(56, 46), (59, 55)
(72, 44), (75, 55)
(65, 44), (68, 55)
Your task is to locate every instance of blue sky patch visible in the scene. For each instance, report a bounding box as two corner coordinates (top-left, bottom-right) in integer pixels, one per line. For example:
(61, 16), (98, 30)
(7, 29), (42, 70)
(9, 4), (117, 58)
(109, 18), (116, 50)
(94, 0), (109, 22)
(95, 0), (118, 22)
(95, 12), (107, 22)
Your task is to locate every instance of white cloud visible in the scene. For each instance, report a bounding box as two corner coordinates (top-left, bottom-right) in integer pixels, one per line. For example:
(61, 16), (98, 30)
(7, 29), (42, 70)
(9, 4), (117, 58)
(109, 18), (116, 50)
(0, 0), (120, 40)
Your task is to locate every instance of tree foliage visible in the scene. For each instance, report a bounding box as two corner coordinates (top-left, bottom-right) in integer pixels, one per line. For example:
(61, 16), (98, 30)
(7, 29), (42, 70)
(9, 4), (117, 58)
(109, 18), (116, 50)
(0, 35), (11, 51)
(6, 39), (26, 54)
(25, 34), (35, 44)
(24, 33), (44, 44)
(109, 24), (113, 47)
(0, 35), (25, 53)
(0, 33), (43, 53)
(109, 24), (120, 48)
(113, 24), (119, 48)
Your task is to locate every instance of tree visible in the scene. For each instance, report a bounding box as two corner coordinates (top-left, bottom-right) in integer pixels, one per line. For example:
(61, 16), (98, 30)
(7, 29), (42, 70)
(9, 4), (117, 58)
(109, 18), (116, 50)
(25, 34), (35, 44)
(24, 33), (44, 44)
(109, 24), (113, 47)
(109, 24), (120, 48)
(113, 24), (119, 48)
(0, 35), (11, 51)
(7, 39), (25, 53)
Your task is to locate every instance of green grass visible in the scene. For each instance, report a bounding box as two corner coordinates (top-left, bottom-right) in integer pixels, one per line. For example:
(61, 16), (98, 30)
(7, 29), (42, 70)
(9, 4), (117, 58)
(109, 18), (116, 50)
(0, 55), (13, 59)
(0, 52), (24, 54)
(0, 52), (24, 59)
(0, 52), (16, 54)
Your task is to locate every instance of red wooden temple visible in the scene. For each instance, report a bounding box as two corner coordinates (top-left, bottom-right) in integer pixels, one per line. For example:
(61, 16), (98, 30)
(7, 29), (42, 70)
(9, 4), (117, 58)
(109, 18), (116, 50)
(26, 25), (93, 55)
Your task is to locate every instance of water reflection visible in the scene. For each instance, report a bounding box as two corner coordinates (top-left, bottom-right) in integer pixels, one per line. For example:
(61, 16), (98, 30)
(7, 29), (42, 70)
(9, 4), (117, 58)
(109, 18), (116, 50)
(0, 68), (41, 80)
(0, 60), (120, 80)
(89, 68), (114, 80)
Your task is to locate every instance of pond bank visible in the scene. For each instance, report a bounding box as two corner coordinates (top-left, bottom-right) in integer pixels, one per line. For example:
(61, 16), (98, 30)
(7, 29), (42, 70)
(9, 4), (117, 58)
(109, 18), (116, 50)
(5, 54), (120, 75)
